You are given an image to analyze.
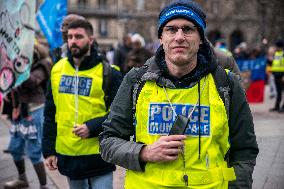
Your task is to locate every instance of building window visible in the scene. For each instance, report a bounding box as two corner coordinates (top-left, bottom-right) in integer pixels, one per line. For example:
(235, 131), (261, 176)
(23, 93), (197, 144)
(136, 0), (145, 11)
(99, 19), (108, 37)
(211, 1), (219, 15)
(230, 30), (244, 50)
(78, 0), (87, 8)
(99, 0), (107, 9)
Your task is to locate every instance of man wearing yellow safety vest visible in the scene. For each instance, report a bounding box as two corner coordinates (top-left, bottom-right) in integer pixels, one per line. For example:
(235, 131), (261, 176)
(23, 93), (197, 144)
(42, 19), (122, 189)
(99, 0), (258, 188)
(269, 40), (284, 113)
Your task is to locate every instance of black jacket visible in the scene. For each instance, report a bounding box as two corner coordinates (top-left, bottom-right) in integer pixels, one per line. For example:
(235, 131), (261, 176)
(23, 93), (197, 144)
(42, 48), (123, 179)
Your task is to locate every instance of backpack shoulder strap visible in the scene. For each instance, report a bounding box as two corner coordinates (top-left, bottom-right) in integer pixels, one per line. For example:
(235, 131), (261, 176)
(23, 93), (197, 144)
(213, 66), (236, 162)
(212, 66), (231, 118)
(132, 65), (149, 118)
(131, 65), (149, 141)
(102, 61), (112, 110)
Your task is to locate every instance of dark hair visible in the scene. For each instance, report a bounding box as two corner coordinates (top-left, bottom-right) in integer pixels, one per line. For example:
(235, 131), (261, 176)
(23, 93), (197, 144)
(275, 40), (284, 48)
(68, 19), (93, 36)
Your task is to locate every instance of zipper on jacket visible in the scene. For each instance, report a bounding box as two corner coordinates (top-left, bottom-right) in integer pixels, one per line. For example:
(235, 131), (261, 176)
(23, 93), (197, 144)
(74, 65), (79, 126)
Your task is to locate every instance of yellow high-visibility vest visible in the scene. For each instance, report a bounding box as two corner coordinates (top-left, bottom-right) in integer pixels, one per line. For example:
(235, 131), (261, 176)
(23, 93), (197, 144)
(125, 74), (236, 189)
(51, 58), (108, 155)
(271, 51), (284, 72)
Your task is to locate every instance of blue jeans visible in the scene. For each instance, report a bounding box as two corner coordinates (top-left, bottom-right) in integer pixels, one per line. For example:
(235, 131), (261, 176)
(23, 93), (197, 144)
(8, 107), (44, 164)
(67, 172), (113, 189)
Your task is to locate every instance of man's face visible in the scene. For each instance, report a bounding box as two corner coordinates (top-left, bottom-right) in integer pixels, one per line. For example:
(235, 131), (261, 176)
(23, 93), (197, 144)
(132, 40), (142, 50)
(124, 35), (132, 48)
(61, 23), (68, 43)
(159, 18), (202, 66)
(67, 28), (93, 58)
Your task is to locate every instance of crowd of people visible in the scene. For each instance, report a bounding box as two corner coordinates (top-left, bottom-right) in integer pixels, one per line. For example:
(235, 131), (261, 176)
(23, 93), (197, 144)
(230, 39), (284, 113)
(0, 0), (283, 188)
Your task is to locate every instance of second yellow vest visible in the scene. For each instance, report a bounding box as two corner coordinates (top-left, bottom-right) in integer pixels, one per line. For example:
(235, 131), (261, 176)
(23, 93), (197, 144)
(271, 51), (284, 72)
(51, 58), (108, 155)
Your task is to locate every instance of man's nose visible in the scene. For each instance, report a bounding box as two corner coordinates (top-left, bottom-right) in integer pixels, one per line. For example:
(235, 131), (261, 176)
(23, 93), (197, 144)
(174, 29), (186, 41)
(68, 37), (77, 44)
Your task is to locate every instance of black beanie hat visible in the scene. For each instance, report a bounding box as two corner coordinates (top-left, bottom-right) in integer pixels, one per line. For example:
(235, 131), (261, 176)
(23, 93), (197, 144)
(158, 0), (206, 40)
(275, 40), (284, 48)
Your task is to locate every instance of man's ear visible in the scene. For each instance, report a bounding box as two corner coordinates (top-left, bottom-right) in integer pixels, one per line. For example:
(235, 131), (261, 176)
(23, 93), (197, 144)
(159, 37), (163, 45)
(90, 36), (95, 44)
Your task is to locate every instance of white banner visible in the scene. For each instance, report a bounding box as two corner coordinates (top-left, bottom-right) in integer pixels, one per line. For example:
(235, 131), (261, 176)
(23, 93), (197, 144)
(0, 0), (35, 97)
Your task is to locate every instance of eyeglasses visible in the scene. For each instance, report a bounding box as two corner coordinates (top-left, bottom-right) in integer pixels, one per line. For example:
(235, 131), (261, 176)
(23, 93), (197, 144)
(163, 25), (197, 37)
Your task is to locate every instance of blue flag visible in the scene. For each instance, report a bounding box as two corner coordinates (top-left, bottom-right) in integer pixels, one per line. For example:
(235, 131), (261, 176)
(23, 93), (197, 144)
(236, 57), (267, 81)
(36, 0), (67, 50)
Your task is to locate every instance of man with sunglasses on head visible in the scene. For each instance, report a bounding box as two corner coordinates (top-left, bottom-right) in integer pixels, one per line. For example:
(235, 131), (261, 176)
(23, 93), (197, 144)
(99, 0), (258, 188)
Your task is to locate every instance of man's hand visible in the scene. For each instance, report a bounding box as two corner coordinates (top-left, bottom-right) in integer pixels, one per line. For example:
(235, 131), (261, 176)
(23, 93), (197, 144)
(139, 135), (186, 163)
(45, 155), (58, 170)
(72, 124), (90, 138)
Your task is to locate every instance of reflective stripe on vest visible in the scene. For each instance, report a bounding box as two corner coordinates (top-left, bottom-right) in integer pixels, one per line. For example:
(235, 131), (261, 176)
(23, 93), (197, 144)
(51, 58), (107, 155)
(271, 51), (284, 72)
(125, 74), (236, 188)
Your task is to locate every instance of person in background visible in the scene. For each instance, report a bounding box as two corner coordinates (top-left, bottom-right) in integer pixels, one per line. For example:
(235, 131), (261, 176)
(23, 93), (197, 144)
(233, 42), (250, 60)
(270, 40), (284, 112)
(106, 45), (115, 65)
(207, 38), (241, 79)
(99, 0), (258, 188)
(124, 33), (153, 73)
(214, 39), (233, 57)
(4, 42), (52, 189)
(1, 92), (15, 154)
(42, 19), (122, 189)
(113, 33), (132, 74)
(266, 46), (277, 98)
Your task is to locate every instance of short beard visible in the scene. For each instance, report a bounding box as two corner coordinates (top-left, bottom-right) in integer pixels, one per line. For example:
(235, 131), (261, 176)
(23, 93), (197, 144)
(69, 44), (89, 58)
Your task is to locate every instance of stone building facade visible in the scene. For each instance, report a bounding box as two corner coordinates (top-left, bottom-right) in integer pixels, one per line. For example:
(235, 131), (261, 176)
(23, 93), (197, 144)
(38, 0), (284, 51)
(202, 0), (284, 50)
